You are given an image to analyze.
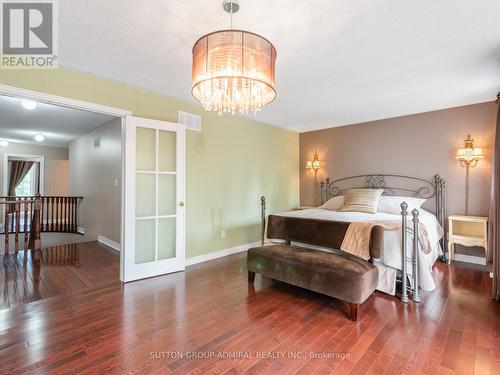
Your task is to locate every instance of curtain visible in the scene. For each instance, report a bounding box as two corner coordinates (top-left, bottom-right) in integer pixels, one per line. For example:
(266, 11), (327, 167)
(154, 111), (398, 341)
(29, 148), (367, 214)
(7, 160), (34, 196)
(488, 93), (500, 301)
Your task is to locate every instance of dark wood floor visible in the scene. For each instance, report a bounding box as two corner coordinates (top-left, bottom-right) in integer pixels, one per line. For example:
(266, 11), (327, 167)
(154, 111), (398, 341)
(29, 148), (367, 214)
(0, 241), (119, 309)
(0, 247), (498, 374)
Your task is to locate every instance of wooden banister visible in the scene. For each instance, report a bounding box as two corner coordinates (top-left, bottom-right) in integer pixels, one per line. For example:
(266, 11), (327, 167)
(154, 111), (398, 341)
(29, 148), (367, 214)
(33, 195), (41, 253)
(0, 195), (83, 254)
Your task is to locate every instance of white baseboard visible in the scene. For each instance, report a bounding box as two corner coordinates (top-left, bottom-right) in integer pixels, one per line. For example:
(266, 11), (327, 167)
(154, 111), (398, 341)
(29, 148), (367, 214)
(186, 241), (260, 267)
(97, 235), (121, 252)
(77, 226), (85, 235)
(453, 253), (486, 265)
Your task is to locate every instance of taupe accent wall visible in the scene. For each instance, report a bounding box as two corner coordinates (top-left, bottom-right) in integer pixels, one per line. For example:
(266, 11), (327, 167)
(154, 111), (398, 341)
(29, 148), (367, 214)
(69, 118), (121, 244)
(300, 102), (497, 217)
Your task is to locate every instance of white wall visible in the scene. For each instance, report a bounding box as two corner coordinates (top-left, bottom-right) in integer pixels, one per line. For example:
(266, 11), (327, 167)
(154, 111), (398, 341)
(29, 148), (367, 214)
(69, 118), (121, 245)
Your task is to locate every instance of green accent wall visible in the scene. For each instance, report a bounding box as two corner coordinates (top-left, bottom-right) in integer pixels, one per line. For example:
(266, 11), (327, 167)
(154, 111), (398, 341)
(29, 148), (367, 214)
(0, 68), (299, 257)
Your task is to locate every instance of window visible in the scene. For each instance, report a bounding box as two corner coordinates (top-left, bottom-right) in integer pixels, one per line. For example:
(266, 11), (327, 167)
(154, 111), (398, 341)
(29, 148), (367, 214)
(4, 155), (45, 197)
(14, 166), (35, 197)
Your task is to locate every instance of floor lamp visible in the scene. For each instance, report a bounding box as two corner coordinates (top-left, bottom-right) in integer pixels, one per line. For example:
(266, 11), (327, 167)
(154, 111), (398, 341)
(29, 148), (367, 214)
(305, 151), (321, 205)
(455, 134), (484, 215)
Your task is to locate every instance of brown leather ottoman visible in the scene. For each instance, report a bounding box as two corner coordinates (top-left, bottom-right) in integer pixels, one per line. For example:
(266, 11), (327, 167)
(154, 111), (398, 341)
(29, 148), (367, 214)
(247, 245), (379, 321)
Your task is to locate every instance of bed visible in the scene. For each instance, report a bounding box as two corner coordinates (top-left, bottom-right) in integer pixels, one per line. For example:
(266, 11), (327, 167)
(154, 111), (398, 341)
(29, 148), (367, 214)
(261, 174), (447, 302)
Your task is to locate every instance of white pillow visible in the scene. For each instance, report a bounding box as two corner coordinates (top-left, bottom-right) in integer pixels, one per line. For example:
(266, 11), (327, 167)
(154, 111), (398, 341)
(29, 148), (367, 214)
(319, 195), (345, 211)
(338, 188), (384, 214)
(377, 195), (426, 215)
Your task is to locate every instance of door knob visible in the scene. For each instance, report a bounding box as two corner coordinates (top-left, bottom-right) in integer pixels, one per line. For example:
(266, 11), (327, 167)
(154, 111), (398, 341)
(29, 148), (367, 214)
(178, 201), (185, 207)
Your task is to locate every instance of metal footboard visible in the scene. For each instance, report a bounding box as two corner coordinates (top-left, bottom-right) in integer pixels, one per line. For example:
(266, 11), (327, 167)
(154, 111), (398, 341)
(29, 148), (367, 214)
(400, 202), (421, 303)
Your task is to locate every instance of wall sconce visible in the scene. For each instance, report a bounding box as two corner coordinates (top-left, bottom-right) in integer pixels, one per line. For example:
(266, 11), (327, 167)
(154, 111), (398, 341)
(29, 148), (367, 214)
(455, 134), (484, 215)
(306, 151), (321, 205)
(306, 151), (320, 174)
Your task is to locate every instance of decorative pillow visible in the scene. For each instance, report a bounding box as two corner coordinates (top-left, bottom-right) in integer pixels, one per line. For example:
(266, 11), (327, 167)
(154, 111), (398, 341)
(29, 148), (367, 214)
(377, 195), (426, 215)
(338, 188), (384, 214)
(319, 195), (345, 211)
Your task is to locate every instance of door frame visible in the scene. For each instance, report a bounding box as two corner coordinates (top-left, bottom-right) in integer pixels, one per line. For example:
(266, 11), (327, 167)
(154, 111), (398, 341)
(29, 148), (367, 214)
(0, 84), (180, 282)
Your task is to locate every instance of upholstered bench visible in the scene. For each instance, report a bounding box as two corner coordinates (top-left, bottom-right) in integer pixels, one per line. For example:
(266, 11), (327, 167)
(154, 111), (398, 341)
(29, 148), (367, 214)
(247, 244), (379, 321)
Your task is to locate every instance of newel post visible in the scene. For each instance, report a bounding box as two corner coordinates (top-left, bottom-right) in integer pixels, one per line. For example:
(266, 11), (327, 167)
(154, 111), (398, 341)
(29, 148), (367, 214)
(33, 194), (42, 257)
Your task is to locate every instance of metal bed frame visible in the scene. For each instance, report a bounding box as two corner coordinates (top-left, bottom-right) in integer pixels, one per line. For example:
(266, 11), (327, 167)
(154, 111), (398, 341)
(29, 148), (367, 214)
(260, 174), (446, 303)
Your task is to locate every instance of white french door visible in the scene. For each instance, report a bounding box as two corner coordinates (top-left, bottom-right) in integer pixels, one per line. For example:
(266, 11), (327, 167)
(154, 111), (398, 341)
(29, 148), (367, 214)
(122, 116), (185, 282)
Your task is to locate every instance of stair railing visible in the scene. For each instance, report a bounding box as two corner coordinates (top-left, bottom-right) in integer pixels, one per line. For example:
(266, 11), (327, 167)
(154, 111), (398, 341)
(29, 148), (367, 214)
(0, 195), (83, 254)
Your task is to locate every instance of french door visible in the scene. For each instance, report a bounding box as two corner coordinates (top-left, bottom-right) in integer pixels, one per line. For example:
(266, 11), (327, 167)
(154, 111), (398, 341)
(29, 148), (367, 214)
(122, 116), (185, 282)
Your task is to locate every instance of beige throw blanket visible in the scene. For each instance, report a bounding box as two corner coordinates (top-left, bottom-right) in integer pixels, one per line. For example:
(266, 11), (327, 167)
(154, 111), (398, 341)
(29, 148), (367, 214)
(340, 221), (431, 260)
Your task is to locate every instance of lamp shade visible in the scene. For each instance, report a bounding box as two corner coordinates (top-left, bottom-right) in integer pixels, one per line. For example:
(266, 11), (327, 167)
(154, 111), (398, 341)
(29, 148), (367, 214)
(455, 147), (484, 163)
(192, 30), (277, 115)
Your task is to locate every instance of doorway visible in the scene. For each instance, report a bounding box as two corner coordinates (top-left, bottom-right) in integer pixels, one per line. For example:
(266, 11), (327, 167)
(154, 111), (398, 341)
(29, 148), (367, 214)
(0, 84), (186, 293)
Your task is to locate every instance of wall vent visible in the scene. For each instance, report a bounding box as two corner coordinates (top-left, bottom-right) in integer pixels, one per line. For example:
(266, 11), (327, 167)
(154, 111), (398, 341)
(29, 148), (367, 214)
(93, 136), (101, 149)
(178, 111), (202, 132)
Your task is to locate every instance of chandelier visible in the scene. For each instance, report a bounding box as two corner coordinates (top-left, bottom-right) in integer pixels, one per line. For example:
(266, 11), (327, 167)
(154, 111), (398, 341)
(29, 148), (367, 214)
(191, 0), (277, 115)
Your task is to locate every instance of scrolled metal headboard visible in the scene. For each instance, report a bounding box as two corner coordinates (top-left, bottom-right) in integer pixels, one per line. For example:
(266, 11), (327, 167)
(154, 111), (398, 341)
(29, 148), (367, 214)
(320, 174), (447, 254)
(321, 174), (438, 203)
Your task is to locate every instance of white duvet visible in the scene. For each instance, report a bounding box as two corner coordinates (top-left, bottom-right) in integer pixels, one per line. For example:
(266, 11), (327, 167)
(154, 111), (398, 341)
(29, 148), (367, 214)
(270, 208), (443, 293)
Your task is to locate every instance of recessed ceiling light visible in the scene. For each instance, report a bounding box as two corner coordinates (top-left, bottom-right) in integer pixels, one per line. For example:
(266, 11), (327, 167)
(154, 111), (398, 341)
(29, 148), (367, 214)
(0, 140), (9, 147)
(21, 99), (37, 110)
(34, 134), (45, 142)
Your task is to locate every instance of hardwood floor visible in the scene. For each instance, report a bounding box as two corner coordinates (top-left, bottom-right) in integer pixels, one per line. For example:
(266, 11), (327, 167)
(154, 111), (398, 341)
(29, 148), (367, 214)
(0, 241), (119, 309)
(0, 250), (498, 374)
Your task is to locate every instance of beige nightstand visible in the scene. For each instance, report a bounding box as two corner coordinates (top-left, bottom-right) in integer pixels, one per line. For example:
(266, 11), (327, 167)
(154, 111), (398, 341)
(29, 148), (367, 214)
(447, 215), (488, 264)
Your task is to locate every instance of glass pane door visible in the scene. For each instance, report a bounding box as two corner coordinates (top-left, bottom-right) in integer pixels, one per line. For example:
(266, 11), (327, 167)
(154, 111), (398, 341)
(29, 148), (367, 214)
(123, 116), (185, 282)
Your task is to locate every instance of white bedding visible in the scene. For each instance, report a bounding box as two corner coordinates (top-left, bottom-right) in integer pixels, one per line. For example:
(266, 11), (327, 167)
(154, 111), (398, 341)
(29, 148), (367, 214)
(271, 208), (443, 293)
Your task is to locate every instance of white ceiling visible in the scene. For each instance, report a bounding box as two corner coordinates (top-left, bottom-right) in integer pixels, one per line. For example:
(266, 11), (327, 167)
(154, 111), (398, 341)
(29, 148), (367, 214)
(59, 0), (500, 132)
(0, 95), (116, 147)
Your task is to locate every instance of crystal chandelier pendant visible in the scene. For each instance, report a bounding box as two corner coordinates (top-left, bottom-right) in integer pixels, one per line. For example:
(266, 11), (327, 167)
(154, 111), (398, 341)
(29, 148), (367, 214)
(191, 0), (277, 115)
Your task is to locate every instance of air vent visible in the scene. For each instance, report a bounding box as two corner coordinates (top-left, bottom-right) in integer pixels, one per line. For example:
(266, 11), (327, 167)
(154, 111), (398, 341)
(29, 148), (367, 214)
(93, 136), (101, 149)
(178, 111), (202, 132)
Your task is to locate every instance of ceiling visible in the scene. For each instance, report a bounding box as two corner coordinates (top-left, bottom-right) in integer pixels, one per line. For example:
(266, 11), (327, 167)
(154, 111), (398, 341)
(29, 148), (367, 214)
(59, 0), (500, 132)
(0, 95), (116, 147)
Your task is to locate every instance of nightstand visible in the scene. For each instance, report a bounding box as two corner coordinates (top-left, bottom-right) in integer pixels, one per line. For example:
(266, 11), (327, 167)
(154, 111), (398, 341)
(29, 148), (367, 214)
(447, 215), (488, 264)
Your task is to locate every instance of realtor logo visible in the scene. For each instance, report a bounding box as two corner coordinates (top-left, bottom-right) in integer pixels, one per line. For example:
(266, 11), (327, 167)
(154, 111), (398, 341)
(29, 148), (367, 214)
(1, 0), (58, 69)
